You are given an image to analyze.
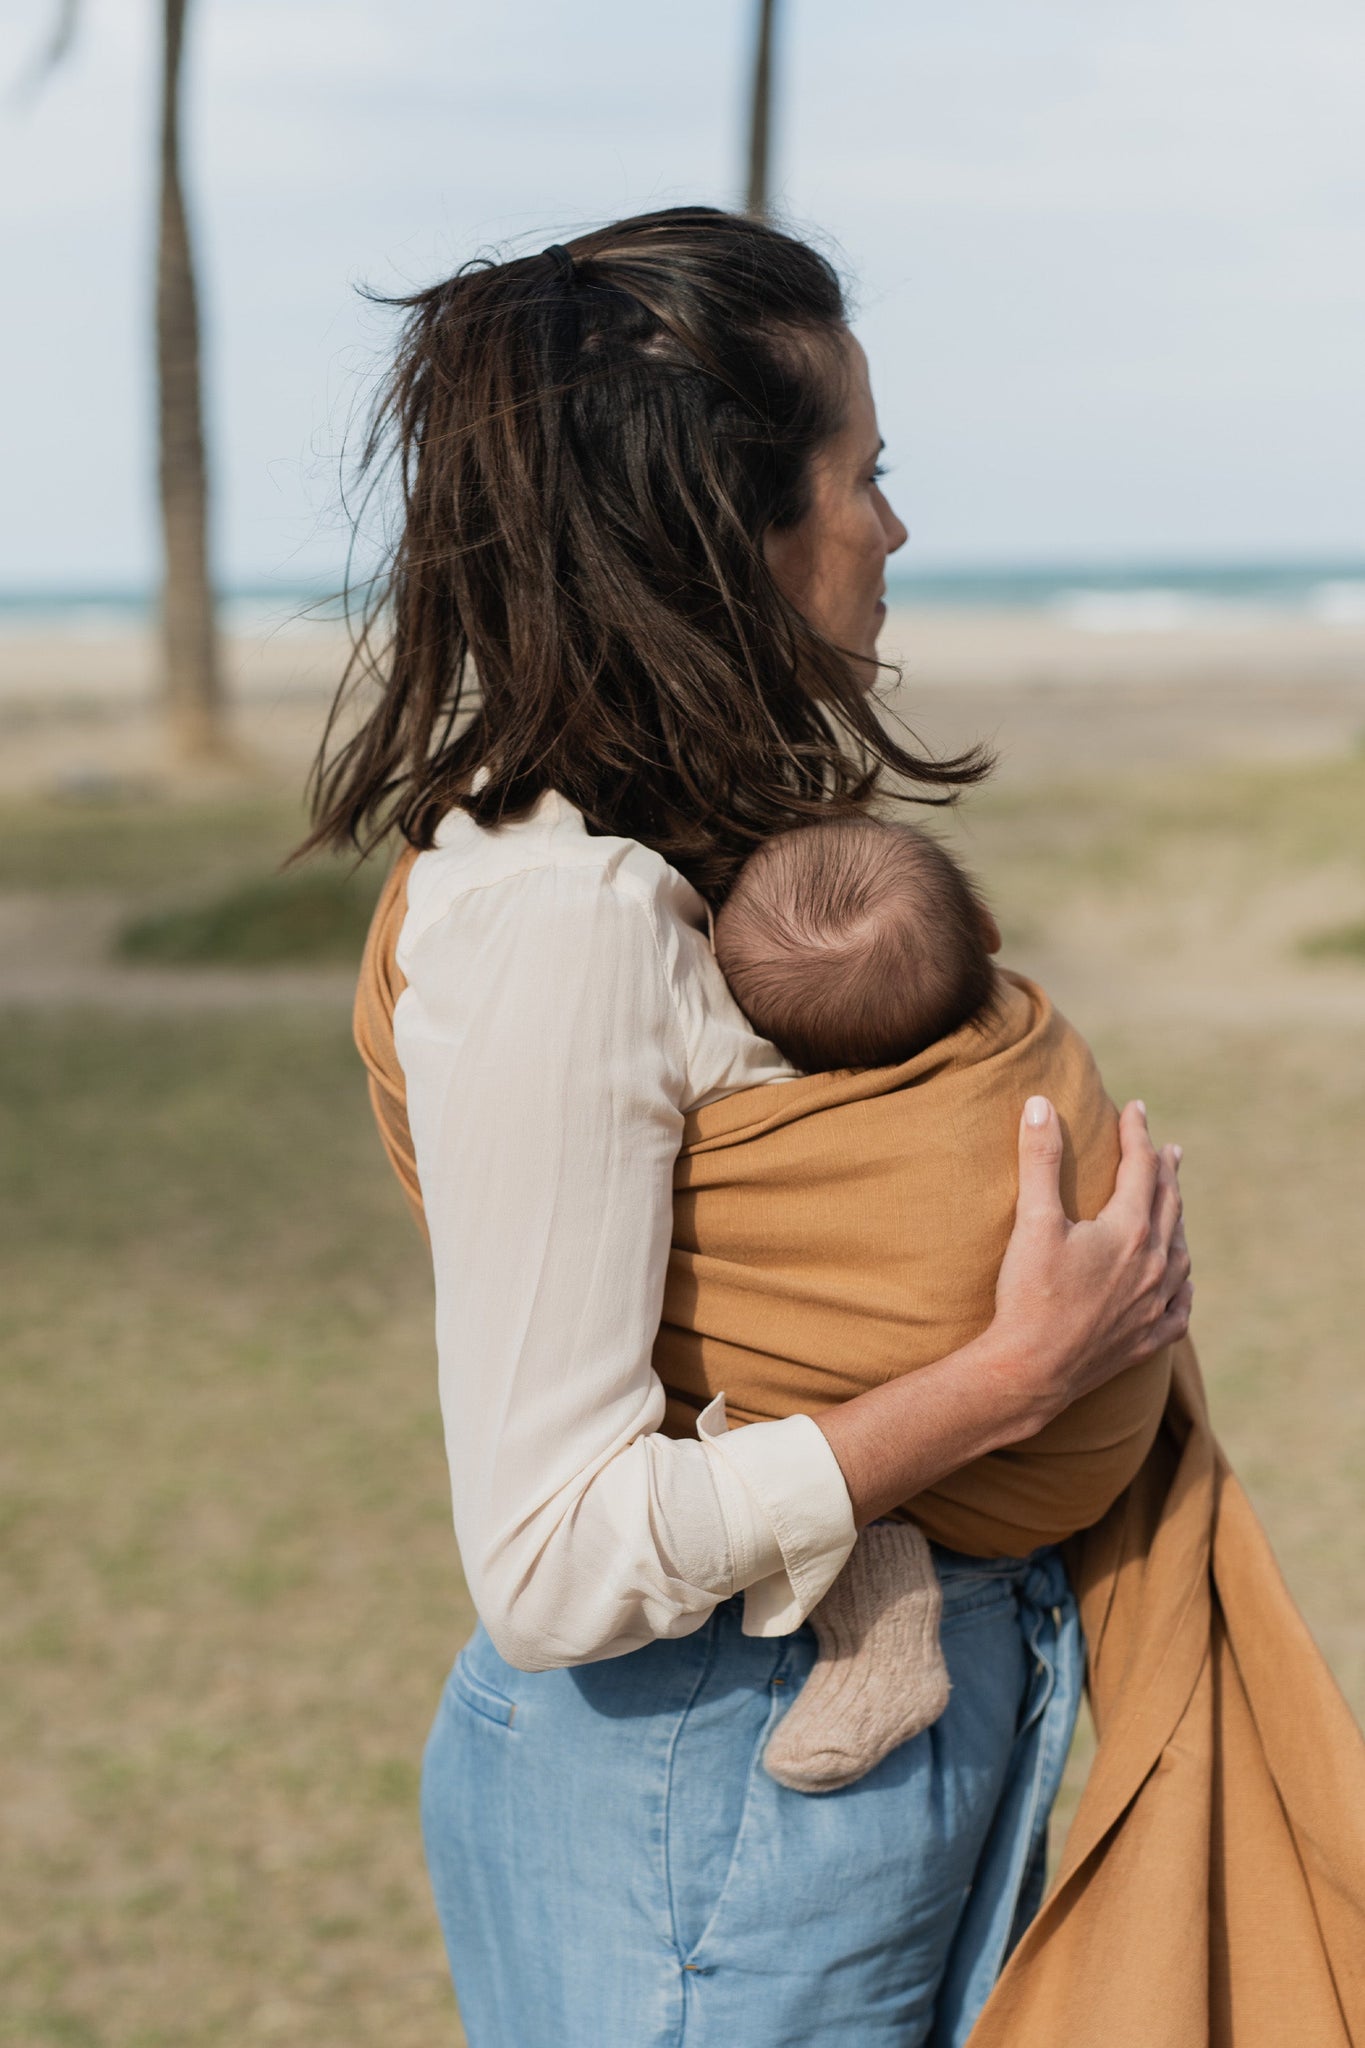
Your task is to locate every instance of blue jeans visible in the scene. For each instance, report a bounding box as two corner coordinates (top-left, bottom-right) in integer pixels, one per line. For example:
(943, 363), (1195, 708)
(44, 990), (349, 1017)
(422, 1543), (1082, 2047)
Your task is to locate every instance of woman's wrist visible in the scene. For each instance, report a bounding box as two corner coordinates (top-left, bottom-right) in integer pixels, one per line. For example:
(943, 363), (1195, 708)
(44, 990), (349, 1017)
(964, 1322), (1069, 1446)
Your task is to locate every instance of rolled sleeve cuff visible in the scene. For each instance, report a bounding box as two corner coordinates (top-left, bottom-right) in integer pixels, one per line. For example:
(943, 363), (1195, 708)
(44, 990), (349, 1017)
(696, 1394), (857, 1637)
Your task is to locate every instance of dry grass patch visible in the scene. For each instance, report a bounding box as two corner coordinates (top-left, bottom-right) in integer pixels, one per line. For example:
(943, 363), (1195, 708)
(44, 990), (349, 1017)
(1, 1010), (467, 2047)
(116, 868), (384, 969)
(0, 795), (308, 894)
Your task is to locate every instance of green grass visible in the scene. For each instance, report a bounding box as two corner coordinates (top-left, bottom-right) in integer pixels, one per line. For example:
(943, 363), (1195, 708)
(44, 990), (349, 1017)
(116, 866), (384, 968)
(0, 790), (390, 972)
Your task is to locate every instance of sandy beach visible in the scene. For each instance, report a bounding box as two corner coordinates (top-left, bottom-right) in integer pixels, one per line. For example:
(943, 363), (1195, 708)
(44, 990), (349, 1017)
(3, 604), (1364, 798)
(881, 605), (1365, 780)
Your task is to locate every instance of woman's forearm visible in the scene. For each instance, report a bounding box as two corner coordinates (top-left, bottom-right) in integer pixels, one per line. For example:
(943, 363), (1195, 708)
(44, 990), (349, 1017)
(813, 1330), (1046, 1529)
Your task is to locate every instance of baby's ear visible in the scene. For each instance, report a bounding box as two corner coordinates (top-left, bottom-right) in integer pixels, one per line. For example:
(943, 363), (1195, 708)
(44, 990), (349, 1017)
(978, 905), (1003, 955)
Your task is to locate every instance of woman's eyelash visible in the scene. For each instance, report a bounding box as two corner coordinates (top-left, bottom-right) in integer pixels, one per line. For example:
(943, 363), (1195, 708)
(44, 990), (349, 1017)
(871, 463), (889, 481)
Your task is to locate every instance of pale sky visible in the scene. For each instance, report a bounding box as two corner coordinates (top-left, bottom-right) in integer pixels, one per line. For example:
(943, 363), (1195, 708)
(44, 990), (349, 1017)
(3, 0), (1363, 587)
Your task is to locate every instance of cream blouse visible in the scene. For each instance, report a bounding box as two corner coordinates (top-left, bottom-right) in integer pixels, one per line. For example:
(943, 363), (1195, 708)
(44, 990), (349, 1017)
(394, 789), (857, 1671)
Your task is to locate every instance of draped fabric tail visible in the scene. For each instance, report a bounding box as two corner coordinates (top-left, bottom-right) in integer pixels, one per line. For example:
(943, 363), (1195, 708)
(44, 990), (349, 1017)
(968, 1348), (1365, 2047)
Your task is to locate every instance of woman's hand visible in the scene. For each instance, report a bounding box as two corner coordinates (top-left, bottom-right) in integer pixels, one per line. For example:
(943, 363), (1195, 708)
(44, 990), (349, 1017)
(813, 1095), (1192, 1528)
(988, 1095), (1192, 1434)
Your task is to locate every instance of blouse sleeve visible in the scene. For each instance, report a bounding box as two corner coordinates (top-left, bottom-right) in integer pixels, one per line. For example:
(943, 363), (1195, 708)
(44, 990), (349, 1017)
(395, 860), (857, 1670)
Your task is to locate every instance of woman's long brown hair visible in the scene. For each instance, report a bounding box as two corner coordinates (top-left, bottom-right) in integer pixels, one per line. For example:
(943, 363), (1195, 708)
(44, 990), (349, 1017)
(302, 205), (989, 902)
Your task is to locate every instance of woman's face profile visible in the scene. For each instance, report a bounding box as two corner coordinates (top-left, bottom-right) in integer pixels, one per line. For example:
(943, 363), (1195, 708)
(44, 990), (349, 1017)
(764, 329), (908, 677)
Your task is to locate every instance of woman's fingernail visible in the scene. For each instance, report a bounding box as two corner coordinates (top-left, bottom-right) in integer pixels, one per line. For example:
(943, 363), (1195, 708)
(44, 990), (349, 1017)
(1173, 1144), (1184, 1165)
(1135, 1100), (1147, 1118)
(1025, 1096), (1049, 1127)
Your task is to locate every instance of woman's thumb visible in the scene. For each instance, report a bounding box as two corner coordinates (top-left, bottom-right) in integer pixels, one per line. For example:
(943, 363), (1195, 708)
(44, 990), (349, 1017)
(1016, 1096), (1065, 1224)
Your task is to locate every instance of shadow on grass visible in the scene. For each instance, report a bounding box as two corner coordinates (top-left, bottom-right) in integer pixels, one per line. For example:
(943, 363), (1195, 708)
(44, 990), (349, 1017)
(1301, 920), (1365, 964)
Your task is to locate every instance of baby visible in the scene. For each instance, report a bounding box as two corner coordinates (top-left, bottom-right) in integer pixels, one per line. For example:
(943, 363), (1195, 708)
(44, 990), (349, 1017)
(714, 816), (1004, 1795)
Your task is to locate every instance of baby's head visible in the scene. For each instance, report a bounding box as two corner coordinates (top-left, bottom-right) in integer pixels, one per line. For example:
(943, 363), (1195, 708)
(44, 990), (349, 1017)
(714, 818), (999, 1074)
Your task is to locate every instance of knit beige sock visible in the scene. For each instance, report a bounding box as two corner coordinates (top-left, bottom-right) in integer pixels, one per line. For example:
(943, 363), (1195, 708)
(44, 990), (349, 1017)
(763, 1521), (950, 1795)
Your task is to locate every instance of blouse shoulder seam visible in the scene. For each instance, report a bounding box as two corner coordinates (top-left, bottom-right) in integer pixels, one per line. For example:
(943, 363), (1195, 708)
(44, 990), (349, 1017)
(399, 855), (693, 1084)
(402, 846), (674, 941)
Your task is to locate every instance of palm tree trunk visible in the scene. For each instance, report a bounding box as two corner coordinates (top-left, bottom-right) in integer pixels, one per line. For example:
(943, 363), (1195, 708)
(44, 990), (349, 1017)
(157, 0), (222, 757)
(745, 0), (778, 217)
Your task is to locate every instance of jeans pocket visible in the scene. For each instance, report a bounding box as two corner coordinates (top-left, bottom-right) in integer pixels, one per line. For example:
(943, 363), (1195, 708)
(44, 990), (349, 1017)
(448, 1647), (519, 1728)
(667, 1647), (784, 1965)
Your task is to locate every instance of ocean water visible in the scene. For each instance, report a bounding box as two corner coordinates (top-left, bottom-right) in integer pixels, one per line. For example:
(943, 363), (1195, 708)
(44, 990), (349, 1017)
(1, 562), (1364, 635)
(887, 559), (1365, 631)
(0, 586), (348, 637)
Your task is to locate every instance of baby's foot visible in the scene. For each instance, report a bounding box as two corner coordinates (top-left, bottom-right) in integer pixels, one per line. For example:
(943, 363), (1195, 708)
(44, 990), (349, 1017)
(763, 1520), (950, 1794)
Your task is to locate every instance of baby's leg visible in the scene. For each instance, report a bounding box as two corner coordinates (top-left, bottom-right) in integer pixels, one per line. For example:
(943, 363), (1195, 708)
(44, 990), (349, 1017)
(763, 1520), (950, 1795)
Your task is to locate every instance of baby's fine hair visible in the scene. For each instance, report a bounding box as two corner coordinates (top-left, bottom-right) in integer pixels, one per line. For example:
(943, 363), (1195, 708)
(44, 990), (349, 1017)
(714, 817), (998, 1074)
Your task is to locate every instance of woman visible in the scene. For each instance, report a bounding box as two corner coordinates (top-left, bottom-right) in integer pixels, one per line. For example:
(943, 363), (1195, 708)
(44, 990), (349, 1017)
(307, 208), (1190, 2044)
